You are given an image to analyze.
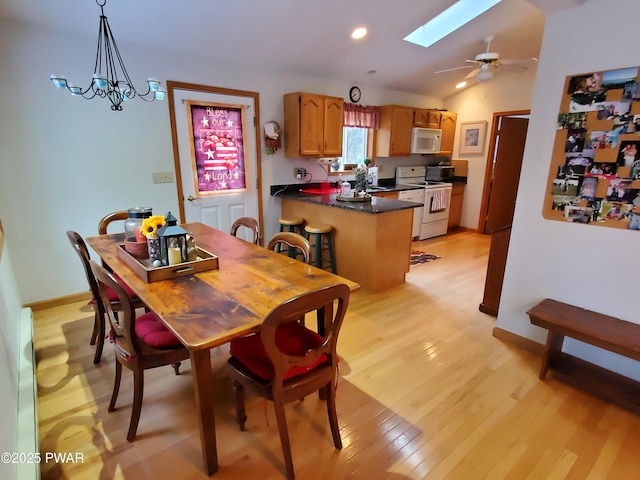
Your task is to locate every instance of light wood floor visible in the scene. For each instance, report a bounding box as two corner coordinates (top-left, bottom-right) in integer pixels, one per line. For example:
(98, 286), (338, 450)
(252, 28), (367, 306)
(35, 231), (640, 479)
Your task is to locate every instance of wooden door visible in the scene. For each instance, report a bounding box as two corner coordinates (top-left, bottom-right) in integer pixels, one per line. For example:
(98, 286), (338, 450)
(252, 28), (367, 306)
(323, 96), (344, 156)
(483, 116), (529, 233)
(299, 94), (324, 155)
(478, 112), (529, 316)
(479, 226), (512, 316)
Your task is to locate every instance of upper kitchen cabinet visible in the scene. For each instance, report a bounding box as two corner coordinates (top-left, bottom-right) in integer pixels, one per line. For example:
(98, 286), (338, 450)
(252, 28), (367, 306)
(414, 109), (441, 129)
(283, 92), (344, 158)
(376, 105), (414, 157)
(414, 109), (457, 155)
(439, 111), (457, 155)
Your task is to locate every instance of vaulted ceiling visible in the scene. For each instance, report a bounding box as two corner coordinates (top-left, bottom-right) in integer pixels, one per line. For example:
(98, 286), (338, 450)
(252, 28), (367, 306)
(0, 0), (586, 99)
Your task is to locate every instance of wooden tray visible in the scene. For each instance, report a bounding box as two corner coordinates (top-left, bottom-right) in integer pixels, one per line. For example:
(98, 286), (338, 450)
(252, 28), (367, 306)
(116, 244), (219, 283)
(336, 194), (372, 202)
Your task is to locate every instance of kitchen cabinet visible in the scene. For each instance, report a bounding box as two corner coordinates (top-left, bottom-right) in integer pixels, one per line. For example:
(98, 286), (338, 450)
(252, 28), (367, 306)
(376, 105), (414, 157)
(281, 196), (414, 292)
(439, 111), (457, 155)
(370, 191), (398, 199)
(283, 92), (344, 158)
(412, 109), (457, 155)
(448, 183), (465, 230)
(414, 109), (441, 128)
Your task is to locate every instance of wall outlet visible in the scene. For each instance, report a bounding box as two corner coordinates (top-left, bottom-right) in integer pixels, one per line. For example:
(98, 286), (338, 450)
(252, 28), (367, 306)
(152, 171), (175, 184)
(293, 167), (307, 179)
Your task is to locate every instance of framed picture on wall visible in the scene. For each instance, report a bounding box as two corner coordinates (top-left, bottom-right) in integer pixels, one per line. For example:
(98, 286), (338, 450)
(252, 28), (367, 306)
(459, 121), (488, 155)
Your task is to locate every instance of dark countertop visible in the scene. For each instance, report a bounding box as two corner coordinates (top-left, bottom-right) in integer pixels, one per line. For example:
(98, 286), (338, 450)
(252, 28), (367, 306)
(276, 190), (423, 214)
(270, 181), (423, 196)
(270, 176), (467, 215)
(375, 176), (467, 189)
(270, 176), (466, 196)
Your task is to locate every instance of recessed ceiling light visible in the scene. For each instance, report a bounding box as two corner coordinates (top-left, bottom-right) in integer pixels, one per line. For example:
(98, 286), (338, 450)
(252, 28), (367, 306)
(351, 27), (367, 39)
(404, 0), (501, 48)
(456, 82), (467, 89)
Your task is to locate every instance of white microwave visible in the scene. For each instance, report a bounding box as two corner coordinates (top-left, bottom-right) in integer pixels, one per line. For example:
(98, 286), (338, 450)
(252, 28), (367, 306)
(411, 127), (442, 154)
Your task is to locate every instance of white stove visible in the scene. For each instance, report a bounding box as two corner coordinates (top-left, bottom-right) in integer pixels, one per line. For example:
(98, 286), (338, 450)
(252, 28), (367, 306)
(396, 166), (452, 240)
(395, 165), (453, 189)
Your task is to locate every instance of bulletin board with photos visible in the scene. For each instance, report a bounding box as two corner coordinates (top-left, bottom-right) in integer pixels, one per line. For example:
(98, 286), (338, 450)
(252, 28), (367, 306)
(545, 66), (640, 231)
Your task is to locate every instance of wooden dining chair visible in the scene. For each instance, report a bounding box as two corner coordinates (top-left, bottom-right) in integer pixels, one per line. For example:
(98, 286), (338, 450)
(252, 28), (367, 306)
(267, 232), (311, 263)
(89, 260), (190, 442)
(230, 216), (261, 244)
(66, 230), (147, 364)
(228, 283), (350, 480)
(98, 210), (129, 235)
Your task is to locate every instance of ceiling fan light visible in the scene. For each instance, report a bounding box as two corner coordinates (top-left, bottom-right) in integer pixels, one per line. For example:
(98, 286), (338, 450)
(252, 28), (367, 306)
(456, 81), (467, 89)
(476, 69), (493, 82)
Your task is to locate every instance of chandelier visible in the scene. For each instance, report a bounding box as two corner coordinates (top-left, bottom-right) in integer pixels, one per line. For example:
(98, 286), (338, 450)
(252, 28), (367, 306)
(50, 0), (164, 111)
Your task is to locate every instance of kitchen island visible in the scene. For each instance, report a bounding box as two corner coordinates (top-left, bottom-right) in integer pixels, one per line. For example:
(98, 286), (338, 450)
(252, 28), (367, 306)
(277, 190), (422, 292)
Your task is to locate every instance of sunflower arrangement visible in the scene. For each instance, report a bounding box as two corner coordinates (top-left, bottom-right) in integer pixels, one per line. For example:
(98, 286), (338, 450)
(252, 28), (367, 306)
(140, 215), (166, 239)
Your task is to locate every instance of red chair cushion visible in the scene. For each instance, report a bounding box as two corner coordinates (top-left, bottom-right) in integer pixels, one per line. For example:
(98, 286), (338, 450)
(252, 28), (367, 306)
(135, 312), (182, 348)
(230, 322), (327, 380)
(106, 273), (139, 302)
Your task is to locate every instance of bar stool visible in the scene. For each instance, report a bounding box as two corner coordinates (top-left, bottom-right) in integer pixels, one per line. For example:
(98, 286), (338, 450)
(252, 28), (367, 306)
(278, 217), (305, 259)
(304, 223), (336, 274)
(279, 216), (304, 234)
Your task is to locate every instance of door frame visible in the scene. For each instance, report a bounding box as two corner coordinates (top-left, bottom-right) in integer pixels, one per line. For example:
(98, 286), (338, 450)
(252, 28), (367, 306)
(477, 110), (530, 233)
(166, 81), (264, 233)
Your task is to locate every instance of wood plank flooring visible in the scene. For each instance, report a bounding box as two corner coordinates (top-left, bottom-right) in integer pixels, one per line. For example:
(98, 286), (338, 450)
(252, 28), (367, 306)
(35, 231), (640, 479)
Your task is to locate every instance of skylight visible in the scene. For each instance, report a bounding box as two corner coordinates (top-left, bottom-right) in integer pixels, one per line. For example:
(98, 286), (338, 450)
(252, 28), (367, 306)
(404, 0), (501, 49)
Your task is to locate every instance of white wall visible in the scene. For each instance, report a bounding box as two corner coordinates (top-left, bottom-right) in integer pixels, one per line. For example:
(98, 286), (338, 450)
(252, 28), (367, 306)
(0, 19), (441, 304)
(0, 232), (21, 480)
(496, 0), (640, 379)
(444, 68), (538, 229)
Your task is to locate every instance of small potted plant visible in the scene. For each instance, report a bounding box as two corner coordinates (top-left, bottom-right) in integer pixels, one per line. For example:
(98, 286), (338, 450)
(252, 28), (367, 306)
(353, 164), (371, 193)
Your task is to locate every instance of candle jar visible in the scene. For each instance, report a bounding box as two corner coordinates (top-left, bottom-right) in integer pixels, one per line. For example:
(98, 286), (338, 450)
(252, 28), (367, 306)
(167, 238), (182, 265)
(124, 207), (152, 241)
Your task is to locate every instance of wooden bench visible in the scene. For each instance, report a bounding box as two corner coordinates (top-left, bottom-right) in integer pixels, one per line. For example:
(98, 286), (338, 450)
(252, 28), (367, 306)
(527, 298), (640, 414)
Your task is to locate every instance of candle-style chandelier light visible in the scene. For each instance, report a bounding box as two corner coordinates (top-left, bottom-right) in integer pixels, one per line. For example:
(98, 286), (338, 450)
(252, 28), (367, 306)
(50, 0), (164, 111)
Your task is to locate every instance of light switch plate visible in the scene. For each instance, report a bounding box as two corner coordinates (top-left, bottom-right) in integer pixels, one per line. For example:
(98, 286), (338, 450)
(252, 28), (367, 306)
(152, 171), (175, 184)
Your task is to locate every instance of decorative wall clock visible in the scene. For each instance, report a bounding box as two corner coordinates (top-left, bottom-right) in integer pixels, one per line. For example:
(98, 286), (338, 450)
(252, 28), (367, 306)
(349, 86), (361, 103)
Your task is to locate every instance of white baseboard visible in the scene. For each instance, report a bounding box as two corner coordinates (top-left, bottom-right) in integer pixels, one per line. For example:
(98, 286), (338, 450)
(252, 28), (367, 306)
(17, 307), (38, 480)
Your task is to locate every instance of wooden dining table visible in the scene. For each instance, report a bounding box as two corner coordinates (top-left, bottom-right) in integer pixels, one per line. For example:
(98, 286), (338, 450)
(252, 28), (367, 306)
(85, 222), (360, 475)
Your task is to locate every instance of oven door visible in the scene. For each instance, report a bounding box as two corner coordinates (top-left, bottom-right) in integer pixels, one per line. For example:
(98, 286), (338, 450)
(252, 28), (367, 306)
(423, 187), (452, 223)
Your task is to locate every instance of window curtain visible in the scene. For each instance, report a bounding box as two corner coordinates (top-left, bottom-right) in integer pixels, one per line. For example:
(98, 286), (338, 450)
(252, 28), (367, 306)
(343, 103), (380, 129)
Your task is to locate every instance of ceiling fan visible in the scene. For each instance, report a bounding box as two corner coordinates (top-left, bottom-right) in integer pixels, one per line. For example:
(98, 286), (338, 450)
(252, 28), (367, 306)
(435, 35), (536, 83)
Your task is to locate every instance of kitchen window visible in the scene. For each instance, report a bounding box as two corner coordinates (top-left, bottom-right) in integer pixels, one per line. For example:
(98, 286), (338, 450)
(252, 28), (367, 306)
(335, 127), (368, 171)
(331, 104), (379, 174)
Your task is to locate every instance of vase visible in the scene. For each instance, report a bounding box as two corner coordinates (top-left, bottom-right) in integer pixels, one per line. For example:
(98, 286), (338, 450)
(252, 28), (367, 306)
(147, 236), (161, 263)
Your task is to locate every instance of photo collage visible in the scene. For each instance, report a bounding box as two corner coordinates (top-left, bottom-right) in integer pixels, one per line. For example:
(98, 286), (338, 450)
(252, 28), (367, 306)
(548, 67), (640, 230)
